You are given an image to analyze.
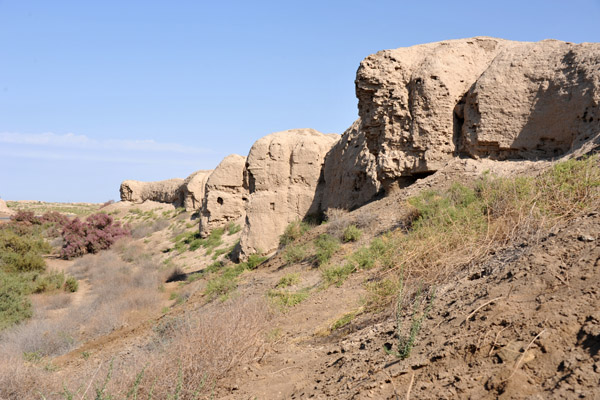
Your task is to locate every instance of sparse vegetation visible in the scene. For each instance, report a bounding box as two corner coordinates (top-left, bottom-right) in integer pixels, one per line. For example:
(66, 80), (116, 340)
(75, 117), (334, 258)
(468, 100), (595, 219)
(1, 157), (598, 398)
(386, 285), (436, 360)
(364, 277), (403, 311)
(342, 224), (362, 242)
(268, 289), (309, 309)
(204, 262), (247, 301)
(322, 263), (355, 287)
(246, 253), (267, 270)
(331, 310), (359, 331)
(226, 222), (242, 235)
(171, 227), (224, 254)
(64, 277), (79, 293)
(130, 218), (169, 239)
(314, 234), (340, 266)
(279, 220), (310, 247)
(6, 201), (101, 217)
(211, 242), (237, 260)
(282, 243), (308, 265)
(277, 272), (301, 288)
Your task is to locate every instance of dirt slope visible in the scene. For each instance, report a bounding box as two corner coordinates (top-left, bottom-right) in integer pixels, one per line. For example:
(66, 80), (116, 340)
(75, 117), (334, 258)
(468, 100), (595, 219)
(202, 211), (598, 399)
(11, 160), (598, 400)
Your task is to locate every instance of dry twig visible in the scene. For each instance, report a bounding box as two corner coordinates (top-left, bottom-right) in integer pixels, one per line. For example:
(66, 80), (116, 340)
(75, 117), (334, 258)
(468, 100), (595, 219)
(405, 372), (415, 400)
(462, 296), (504, 326)
(508, 328), (546, 380)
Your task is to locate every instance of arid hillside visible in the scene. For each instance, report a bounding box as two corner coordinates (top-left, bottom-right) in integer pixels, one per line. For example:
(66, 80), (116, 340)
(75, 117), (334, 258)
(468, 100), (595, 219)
(1, 37), (599, 399)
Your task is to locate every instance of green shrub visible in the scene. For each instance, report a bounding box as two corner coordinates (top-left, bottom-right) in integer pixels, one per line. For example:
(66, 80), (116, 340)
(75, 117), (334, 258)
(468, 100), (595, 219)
(387, 286), (436, 360)
(226, 222), (242, 235)
(314, 234), (340, 266)
(282, 243), (308, 265)
(246, 253), (267, 270)
(188, 238), (203, 251)
(64, 276), (79, 293)
(277, 273), (301, 288)
(205, 260), (224, 274)
(0, 227), (51, 273)
(342, 225), (362, 242)
(349, 246), (375, 270)
(204, 262), (247, 301)
(0, 272), (33, 330)
(203, 228), (224, 253)
(322, 263), (356, 287)
(33, 271), (65, 293)
(279, 220), (310, 247)
(1, 251), (46, 273)
(212, 243), (237, 260)
(204, 274), (238, 301)
(268, 289), (309, 309)
(331, 310), (358, 331)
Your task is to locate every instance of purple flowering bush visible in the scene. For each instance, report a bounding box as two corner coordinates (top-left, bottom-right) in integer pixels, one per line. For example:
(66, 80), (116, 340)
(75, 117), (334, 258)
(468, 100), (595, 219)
(60, 213), (129, 259)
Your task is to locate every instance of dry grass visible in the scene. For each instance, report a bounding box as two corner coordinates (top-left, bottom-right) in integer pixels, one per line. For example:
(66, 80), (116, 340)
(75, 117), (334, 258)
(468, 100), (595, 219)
(36, 297), (271, 399)
(367, 156), (600, 303)
(130, 218), (170, 239)
(0, 248), (163, 386)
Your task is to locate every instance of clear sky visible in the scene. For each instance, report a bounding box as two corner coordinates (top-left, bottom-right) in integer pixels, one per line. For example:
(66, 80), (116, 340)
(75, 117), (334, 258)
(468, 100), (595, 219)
(1, 0), (599, 203)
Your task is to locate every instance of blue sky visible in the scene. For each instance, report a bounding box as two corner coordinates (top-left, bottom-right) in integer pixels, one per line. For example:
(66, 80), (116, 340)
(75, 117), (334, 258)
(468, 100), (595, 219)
(1, 0), (599, 202)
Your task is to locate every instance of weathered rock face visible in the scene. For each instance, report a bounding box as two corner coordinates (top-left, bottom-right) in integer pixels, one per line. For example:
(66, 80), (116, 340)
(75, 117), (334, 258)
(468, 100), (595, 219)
(322, 119), (381, 210)
(199, 154), (247, 237)
(238, 129), (339, 257)
(0, 198), (14, 216)
(182, 170), (212, 211)
(356, 37), (516, 188)
(119, 179), (185, 205)
(353, 37), (600, 191)
(461, 40), (600, 158)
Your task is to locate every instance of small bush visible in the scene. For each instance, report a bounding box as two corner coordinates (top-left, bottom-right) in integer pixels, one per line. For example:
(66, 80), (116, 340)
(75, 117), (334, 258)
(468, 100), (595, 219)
(205, 273), (238, 301)
(131, 219), (169, 239)
(60, 213), (129, 259)
(322, 263), (355, 287)
(349, 246), (375, 270)
(324, 208), (348, 222)
(342, 225), (362, 242)
(314, 234), (340, 266)
(226, 222), (242, 235)
(282, 243), (308, 265)
(33, 271), (65, 293)
(331, 310), (358, 331)
(279, 220), (310, 247)
(64, 276), (78, 293)
(277, 273), (300, 288)
(10, 210), (40, 225)
(387, 286), (436, 360)
(204, 228), (224, 253)
(175, 228), (224, 254)
(0, 278), (33, 330)
(364, 278), (403, 311)
(246, 254), (267, 270)
(188, 238), (203, 251)
(204, 263), (247, 301)
(267, 289), (309, 309)
(205, 260), (224, 274)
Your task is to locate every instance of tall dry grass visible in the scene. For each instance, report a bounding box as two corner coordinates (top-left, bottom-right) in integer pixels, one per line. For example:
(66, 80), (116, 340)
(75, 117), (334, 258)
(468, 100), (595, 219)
(24, 297), (270, 400)
(369, 156), (600, 287)
(0, 247), (164, 399)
